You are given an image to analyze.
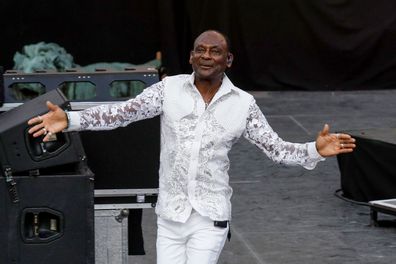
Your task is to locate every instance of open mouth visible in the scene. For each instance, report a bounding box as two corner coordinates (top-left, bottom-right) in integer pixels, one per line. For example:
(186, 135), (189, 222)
(199, 64), (213, 69)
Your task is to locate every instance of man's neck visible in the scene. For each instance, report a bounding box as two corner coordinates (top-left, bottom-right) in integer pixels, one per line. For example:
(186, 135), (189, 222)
(194, 75), (223, 94)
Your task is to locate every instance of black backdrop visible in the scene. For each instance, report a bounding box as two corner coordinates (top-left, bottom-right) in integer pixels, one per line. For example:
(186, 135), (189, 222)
(2, 0), (396, 90)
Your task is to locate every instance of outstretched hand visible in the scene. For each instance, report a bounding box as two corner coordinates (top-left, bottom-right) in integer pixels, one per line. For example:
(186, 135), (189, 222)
(316, 124), (356, 157)
(27, 101), (68, 142)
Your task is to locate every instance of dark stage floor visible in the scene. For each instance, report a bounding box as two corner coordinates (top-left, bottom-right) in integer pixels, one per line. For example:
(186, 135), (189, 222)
(129, 89), (396, 264)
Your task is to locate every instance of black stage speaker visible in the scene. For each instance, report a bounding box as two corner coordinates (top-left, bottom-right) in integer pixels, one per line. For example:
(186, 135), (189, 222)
(0, 172), (94, 264)
(2, 69), (159, 258)
(337, 128), (396, 202)
(80, 117), (160, 190)
(0, 88), (94, 263)
(0, 88), (86, 175)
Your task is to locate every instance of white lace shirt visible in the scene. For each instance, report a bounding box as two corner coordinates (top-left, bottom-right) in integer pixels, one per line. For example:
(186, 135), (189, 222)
(67, 73), (324, 223)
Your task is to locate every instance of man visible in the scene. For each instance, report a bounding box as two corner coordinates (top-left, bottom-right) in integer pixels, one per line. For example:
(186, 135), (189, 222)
(28, 30), (356, 264)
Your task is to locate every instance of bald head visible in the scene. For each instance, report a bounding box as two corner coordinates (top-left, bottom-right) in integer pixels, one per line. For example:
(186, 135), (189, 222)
(193, 30), (231, 53)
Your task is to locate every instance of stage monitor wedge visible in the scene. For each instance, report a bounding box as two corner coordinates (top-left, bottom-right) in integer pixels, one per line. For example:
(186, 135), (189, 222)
(0, 88), (86, 176)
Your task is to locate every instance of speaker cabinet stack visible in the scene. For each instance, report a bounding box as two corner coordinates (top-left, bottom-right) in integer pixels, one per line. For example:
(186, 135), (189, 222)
(1, 68), (161, 263)
(0, 89), (94, 264)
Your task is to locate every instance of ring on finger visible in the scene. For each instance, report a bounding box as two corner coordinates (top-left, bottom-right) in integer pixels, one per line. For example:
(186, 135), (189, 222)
(42, 128), (47, 135)
(340, 143), (344, 148)
(37, 115), (43, 123)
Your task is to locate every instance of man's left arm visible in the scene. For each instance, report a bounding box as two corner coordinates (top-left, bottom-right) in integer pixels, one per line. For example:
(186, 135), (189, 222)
(243, 100), (325, 170)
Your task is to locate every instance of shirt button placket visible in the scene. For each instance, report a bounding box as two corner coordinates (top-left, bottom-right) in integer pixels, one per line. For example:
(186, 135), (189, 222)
(187, 120), (205, 205)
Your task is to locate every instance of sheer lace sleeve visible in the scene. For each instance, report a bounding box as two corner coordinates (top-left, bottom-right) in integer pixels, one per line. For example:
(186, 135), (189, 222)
(243, 100), (324, 169)
(76, 80), (164, 131)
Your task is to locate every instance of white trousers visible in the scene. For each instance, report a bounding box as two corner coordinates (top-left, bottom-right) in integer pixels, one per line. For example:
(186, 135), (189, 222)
(156, 211), (229, 264)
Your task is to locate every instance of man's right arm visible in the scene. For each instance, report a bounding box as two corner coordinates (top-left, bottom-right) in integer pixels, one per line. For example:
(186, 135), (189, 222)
(28, 80), (165, 140)
(72, 80), (164, 131)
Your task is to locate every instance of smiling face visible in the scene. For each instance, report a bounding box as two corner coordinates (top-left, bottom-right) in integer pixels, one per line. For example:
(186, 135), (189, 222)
(189, 31), (233, 83)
